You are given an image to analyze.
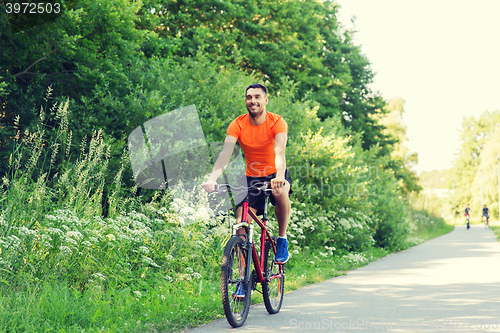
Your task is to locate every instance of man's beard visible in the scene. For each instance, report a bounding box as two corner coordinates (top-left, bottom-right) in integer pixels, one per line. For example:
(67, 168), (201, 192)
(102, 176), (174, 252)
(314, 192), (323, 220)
(249, 110), (263, 119)
(248, 105), (264, 119)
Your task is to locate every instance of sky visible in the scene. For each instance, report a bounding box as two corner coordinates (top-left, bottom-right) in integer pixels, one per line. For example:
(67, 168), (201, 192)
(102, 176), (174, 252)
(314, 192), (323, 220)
(335, 0), (500, 174)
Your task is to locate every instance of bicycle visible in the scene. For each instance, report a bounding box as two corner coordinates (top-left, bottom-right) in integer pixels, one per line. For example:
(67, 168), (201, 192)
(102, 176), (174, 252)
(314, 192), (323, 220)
(482, 215), (490, 228)
(209, 182), (285, 328)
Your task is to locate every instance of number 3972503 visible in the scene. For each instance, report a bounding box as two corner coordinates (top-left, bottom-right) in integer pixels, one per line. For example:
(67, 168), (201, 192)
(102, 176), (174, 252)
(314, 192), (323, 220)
(5, 2), (61, 14)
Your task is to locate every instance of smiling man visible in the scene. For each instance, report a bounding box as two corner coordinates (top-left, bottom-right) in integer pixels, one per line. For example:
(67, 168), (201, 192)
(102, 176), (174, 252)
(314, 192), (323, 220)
(203, 83), (293, 264)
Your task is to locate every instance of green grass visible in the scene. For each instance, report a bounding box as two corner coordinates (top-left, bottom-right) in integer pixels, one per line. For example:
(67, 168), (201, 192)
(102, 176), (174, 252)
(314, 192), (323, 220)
(405, 210), (455, 247)
(0, 279), (224, 333)
(0, 249), (390, 333)
(284, 247), (389, 290)
(491, 226), (500, 242)
(411, 223), (454, 243)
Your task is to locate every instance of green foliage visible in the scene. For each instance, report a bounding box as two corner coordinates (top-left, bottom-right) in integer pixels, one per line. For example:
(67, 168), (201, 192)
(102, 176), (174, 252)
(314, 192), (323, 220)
(144, 0), (392, 152)
(0, 0), (177, 175)
(377, 97), (421, 194)
(450, 110), (500, 219)
(0, 78), (7, 97)
(405, 209), (453, 246)
(491, 226), (500, 242)
(0, 95), (109, 230)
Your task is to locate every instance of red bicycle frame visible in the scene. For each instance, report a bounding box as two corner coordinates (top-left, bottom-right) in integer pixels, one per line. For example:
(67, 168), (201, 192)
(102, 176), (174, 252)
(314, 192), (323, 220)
(236, 199), (283, 285)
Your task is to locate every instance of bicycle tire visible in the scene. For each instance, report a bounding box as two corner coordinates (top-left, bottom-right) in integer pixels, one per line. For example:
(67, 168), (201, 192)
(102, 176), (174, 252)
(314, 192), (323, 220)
(262, 236), (284, 314)
(221, 235), (252, 327)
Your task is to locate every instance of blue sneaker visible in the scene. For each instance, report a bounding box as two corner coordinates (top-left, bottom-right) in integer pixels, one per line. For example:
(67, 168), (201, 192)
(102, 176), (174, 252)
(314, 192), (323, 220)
(275, 237), (289, 263)
(232, 282), (253, 299)
(232, 282), (246, 299)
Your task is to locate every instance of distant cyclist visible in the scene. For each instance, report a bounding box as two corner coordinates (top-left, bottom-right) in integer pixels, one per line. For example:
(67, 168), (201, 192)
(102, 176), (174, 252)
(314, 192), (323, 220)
(465, 204), (471, 229)
(482, 204), (489, 227)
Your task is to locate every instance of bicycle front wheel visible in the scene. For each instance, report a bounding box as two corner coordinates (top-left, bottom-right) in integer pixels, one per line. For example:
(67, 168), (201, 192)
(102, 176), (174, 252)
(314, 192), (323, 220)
(221, 235), (252, 327)
(262, 237), (284, 314)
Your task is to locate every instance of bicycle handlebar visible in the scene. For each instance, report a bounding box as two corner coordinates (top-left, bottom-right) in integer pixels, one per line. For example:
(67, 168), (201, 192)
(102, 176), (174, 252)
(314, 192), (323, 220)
(209, 182), (273, 195)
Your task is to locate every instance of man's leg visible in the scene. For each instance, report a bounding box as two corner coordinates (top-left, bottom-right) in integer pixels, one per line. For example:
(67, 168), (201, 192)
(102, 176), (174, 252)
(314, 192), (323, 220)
(235, 206), (258, 226)
(273, 180), (291, 263)
(233, 205), (258, 298)
(273, 180), (291, 237)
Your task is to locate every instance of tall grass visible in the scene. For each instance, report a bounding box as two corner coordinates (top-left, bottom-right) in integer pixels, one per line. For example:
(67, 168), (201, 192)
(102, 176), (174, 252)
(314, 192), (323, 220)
(406, 208), (454, 246)
(1, 89), (112, 235)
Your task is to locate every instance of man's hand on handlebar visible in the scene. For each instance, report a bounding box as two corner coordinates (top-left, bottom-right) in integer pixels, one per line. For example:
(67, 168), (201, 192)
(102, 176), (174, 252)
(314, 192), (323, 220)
(270, 175), (286, 195)
(202, 179), (217, 193)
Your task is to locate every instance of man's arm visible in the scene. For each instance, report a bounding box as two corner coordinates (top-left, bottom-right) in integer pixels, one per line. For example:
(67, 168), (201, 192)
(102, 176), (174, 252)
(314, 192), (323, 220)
(202, 135), (237, 192)
(272, 132), (288, 189)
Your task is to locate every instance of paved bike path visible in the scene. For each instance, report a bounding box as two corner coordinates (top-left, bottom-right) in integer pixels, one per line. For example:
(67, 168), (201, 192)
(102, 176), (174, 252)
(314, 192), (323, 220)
(185, 224), (500, 332)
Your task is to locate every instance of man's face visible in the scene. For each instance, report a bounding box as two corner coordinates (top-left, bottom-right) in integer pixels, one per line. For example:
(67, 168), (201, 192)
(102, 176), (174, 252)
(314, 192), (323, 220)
(245, 88), (268, 118)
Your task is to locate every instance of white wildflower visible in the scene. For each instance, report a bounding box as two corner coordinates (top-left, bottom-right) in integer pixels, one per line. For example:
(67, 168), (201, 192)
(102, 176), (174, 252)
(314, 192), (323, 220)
(18, 227), (36, 236)
(64, 237), (78, 247)
(91, 273), (106, 281)
(46, 227), (64, 237)
(138, 246), (149, 254)
(66, 230), (83, 241)
(106, 234), (116, 242)
(143, 256), (160, 268)
(59, 245), (72, 257)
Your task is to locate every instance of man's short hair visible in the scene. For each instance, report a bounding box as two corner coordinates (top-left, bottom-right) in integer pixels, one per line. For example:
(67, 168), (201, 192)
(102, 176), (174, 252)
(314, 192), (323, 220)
(245, 83), (267, 96)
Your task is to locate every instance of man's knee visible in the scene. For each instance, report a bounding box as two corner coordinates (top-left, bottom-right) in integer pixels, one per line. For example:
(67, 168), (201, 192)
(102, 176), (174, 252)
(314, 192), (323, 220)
(273, 181), (291, 202)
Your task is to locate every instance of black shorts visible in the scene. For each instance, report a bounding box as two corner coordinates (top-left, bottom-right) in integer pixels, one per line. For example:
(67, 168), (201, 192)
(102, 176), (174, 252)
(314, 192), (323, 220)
(236, 169), (293, 216)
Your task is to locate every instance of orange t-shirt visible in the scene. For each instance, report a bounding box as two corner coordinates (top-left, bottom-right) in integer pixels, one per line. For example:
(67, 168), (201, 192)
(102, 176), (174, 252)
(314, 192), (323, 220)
(227, 112), (287, 177)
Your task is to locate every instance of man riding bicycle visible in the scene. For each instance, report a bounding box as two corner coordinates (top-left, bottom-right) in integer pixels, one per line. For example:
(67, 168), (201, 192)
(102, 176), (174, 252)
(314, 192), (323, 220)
(202, 83), (292, 264)
(465, 204), (471, 229)
(483, 204), (489, 226)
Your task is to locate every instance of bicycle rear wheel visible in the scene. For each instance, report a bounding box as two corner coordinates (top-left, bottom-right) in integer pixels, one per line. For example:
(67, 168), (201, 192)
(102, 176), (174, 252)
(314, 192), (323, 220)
(221, 235), (252, 327)
(262, 236), (284, 314)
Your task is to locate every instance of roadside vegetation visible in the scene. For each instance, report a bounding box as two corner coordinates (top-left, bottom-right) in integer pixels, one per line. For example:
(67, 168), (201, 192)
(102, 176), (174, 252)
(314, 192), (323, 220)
(490, 226), (500, 242)
(1, 0), (454, 332)
(412, 113), (500, 223)
(0, 90), (452, 332)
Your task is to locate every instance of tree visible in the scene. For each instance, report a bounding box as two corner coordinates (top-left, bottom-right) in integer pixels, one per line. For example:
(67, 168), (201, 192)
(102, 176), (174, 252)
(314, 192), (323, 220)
(138, 0), (391, 151)
(0, 0), (176, 173)
(374, 97), (421, 193)
(451, 110), (500, 213)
